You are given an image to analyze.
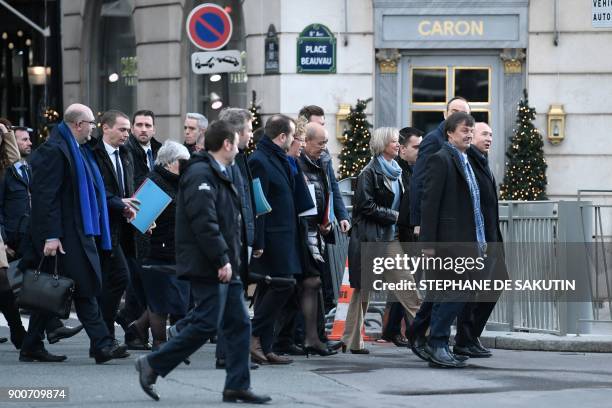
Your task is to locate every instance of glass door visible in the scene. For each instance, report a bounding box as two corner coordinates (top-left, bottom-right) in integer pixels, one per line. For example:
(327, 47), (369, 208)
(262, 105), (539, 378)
(403, 55), (503, 182)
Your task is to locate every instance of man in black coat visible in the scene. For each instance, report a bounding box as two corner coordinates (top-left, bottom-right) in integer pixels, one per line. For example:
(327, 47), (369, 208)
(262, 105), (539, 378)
(215, 107), (256, 368)
(20, 103), (127, 363)
(454, 122), (508, 358)
(118, 110), (161, 347)
(416, 111), (483, 368)
(128, 110), (162, 189)
(396, 126), (423, 243)
(248, 115), (301, 365)
(0, 126), (83, 348)
(90, 110), (138, 342)
(408, 97), (470, 359)
(135, 120), (270, 404)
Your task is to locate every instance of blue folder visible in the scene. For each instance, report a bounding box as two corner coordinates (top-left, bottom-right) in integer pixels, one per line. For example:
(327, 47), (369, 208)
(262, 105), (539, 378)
(129, 178), (172, 234)
(252, 178), (272, 216)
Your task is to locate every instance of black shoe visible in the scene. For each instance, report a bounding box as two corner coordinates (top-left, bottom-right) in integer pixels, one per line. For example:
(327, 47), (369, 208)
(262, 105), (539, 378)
(473, 339), (492, 354)
(19, 349), (67, 362)
(47, 325), (84, 344)
(125, 323), (151, 350)
(135, 356), (160, 401)
(126, 337), (152, 350)
(274, 343), (305, 356)
(0, 337), (7, 343)
(453, 344), (491, 358)
(383, 334), (409, 348)
(452, 353), (469, 362)
(222, 389), (271, 404)
(304, 345), (337, 358)
(327, 340), (343, 351)
(425, 344), (466, 368)
(410, 336), (431, 362)
(93, 342), (130, 364)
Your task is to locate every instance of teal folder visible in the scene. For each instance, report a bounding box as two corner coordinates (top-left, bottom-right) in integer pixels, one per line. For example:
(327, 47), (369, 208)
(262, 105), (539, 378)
(130, 178), (172, 234)
(252, 178), (272, 216)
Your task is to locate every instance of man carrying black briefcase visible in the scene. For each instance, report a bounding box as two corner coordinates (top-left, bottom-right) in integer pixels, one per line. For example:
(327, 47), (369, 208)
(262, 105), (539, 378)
(18, 104), (128, 364)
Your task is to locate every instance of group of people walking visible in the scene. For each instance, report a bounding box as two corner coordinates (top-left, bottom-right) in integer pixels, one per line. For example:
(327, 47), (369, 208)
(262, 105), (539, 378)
(0, 96), (506, 404)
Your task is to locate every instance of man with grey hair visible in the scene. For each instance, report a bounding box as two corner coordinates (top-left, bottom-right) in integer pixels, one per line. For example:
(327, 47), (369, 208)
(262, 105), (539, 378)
(184, 113), (208, 154)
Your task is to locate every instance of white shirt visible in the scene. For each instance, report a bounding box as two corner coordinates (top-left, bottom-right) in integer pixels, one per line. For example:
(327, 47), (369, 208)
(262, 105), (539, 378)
(103, 140), (124, 181)
(140, 143), (153, 169)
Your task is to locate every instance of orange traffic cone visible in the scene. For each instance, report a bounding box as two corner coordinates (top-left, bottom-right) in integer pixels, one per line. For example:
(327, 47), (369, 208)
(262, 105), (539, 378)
(329, 260), (374, 341)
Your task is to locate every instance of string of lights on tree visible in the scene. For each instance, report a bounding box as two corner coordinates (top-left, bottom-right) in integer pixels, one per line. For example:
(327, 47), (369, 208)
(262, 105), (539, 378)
(245, 90), (262, 156)
(338, 98), (373, 179)
(499, 90), (548, 201)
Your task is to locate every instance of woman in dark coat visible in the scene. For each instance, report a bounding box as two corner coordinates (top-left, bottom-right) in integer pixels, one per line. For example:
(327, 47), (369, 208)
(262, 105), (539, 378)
(130, 141), (191, 349)
(342, 127), (421, 353)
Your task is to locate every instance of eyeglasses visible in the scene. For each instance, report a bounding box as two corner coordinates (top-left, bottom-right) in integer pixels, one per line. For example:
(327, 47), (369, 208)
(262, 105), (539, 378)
(78, 120), (97, 127)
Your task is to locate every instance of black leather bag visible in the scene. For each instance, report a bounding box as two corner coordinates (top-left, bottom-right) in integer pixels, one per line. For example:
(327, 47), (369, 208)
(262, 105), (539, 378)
(7, 256), (75, 319)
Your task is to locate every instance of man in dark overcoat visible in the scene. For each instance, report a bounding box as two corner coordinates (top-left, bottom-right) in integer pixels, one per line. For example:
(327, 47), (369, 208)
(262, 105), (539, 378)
(19, 103), (128, 363)
(248, 114), (301, 365)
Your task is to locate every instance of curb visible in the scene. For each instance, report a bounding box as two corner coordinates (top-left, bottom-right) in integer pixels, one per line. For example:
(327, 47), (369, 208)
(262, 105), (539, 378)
(479, 331), (612, 353)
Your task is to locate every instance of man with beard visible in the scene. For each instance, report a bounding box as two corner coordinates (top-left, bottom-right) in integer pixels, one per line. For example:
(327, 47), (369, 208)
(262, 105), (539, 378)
(248, 115), (301, 365)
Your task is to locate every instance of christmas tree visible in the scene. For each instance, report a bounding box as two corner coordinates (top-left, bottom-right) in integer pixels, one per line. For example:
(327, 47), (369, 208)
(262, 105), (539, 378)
(499, 90), (548, 200)
(338, 98), (373, 179)
(245, 90), (262, 156)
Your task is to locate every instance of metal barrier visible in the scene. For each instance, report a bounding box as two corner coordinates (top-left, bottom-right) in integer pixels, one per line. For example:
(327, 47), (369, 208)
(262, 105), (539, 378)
(327, 178), (599, 336)
(575, 190), (612, 334)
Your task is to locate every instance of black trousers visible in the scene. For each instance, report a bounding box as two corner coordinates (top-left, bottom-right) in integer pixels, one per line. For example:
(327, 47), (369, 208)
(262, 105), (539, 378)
(117, 256), (146, 326)
(251, 282), (295, 354)
(99, 245), (129, 337)
(383, 301), (409, 338)
(22, 296), (112, 353)
(148, 280), (251, 390)
(455, 296), (501, 346)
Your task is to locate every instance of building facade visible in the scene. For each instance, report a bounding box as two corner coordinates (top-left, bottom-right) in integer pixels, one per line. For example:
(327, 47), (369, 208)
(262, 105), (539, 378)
(9, 0), (607, 200)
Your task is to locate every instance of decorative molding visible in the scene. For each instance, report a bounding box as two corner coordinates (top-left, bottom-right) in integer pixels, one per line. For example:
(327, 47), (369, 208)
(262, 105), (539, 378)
(500, 48), (526, 74)
(375, 49), (401, 74)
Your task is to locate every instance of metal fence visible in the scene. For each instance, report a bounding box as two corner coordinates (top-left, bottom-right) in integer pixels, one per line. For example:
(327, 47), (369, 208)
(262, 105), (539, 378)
(326, 178), (601, 336)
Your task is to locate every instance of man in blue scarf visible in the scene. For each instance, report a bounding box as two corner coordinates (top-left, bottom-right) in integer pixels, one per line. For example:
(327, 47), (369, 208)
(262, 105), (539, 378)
(19, 103), (128, 364)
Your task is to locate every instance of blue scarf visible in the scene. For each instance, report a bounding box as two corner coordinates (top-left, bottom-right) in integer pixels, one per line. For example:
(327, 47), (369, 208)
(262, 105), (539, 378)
(376, 155), (402, 180)
(446, 142), (486, 254)
(376, 155), (402, 214)
(287, 156), (299, 175)
(58, 122), (112, 250)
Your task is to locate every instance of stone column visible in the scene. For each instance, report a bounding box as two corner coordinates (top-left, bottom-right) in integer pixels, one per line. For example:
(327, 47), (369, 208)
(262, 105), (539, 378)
(133, 0), (186, 141)
(374, 48), (400, 128)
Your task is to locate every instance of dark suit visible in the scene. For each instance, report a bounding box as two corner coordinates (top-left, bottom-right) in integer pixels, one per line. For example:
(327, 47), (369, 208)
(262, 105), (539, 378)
(248, 136), (300, 354)
(147, 151), (250, 391)
(0, 163), (31, 256)
(21, 127), (112, 353)
(91, 138), (135, 336)
(127, 135), (161, 189)
(455, 146), (508, 346)
(410, 121), (445, 226)
(416, 143), (478, 347)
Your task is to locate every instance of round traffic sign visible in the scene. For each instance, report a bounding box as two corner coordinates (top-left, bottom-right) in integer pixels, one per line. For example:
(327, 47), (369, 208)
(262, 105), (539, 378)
(186, 4), (233, 51)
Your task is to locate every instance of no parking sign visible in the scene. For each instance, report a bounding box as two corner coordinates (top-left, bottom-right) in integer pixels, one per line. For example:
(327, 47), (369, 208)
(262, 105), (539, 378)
(186, 3), (233, 51)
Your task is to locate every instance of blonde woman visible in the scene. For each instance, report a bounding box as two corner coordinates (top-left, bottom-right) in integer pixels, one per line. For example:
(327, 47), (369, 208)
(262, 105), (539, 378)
(341, 127), (421, 353)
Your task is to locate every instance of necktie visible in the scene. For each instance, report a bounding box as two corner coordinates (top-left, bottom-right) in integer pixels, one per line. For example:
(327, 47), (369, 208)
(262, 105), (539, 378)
(114, 150), (124, 197)
(146, 148), (154, 171)
(20, 165), (29, 186)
